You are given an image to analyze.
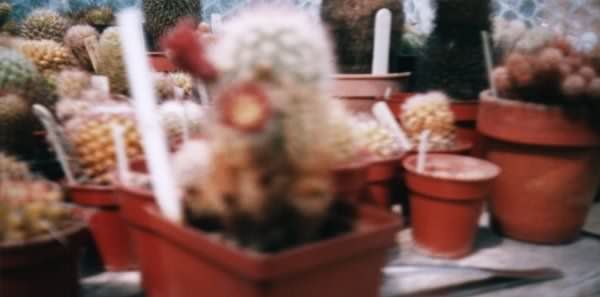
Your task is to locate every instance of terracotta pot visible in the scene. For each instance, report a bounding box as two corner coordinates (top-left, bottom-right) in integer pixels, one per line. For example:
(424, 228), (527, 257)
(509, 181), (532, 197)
(69, 185), (137, 271)
(333, 161), (369, 203)
(403, 154), (500, 259)
(478, 93), (600, 244)
(149, 52), (177, 72)
(332, 73), (410, 99)
(0, 220), (88, 297)
(366, 155), (405, 208)
(126, 203), (401, 297)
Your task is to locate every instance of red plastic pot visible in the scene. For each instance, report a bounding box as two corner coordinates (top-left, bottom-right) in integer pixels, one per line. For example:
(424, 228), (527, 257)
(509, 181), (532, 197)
(333, 73), (410, 100)
(366, 155), (405, 208)
(0, 219), (88, 297)
(403, 154), (500, 259)
(478, 93), (600, 244)
(149, 52), (177, 72)
(69, 185), (137, 271)
(125, 203), (402, 297)
(333, 161), (369, 203)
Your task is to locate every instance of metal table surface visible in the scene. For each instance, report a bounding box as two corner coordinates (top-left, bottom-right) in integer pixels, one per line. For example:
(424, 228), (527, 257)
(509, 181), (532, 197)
(82, 204), (600, 297)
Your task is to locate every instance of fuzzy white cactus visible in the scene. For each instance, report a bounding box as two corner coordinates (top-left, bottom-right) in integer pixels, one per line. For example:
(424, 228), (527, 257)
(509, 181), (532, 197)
(210, 6), (335, 93)
(159, 100), (206, 140)
(400, 92), (456, 150)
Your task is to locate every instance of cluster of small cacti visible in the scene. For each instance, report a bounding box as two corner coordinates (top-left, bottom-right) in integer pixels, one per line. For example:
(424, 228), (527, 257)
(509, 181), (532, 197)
(494, 18), (555, 57)
(143, 0), (201, 49)
(19, 9), (69, 42)
(0, 153), (32, 180)
(400, 92), (457, 150)
(0, 179), (71, 243)
(210, 6), (335, 94)
(65, 112), (143, 185)
(321, 0), (405, 73)
(15, 39), (77, 76)
(64, 24), (99, 71)
(96, 27), (128, 95)
(493, 40), (600, 130)
(165, 8), (357, 253)
(416, 0), (492, 100)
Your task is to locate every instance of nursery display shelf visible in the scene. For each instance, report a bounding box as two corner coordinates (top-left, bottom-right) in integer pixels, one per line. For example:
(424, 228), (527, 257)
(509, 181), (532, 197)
(82, 203), (600, 297)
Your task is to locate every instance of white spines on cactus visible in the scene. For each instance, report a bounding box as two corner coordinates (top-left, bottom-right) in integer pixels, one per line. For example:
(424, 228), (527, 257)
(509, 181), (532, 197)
(159, 100), (206, 140)
(211, 6), (335, 94)
(400, 92), (456, 150)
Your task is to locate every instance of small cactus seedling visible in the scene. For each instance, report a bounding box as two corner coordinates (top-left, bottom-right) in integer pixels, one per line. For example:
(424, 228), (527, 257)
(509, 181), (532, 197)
(400, 92), (457, 150)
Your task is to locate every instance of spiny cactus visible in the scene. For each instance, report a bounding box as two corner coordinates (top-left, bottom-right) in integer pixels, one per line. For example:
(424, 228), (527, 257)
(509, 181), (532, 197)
(0, 94), (36, 157)
(211, 6), (335, 93)
(0, 2), (12, 27)
(159, 100), (205, 141)
(20, 9), (68, 42)
(96, 27), (128, 95)
(56, 69), (91, 99)
(416, 0), (492, 100)
(0, 153), (31, 180)
(493, 40), (600, 130)
(169, 72), (194, 97)
(0, 180), (71, 243)
(81, 6), (114, 28)
(65, 111), (143, 185)
(176, 7), (357, 253)
(16, 39), (77, 75)
(0, 48), (39, 97)
(143, 0), (200, 49)
(64, 25), (98, 71)
(321, 0), (405, 73)
(154, 72), (176, 101)
(400, 92), (457, 150)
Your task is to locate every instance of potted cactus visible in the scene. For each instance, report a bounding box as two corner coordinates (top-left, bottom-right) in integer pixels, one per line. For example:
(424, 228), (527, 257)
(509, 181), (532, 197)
(478, 39), (600, 244)
(0, 156), (88, 297)
(321, 0), (410, 99)
(120, 7), (402, 297)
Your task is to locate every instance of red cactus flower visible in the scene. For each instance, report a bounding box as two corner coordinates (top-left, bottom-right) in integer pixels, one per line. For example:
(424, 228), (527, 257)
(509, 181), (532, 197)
(218, 83), (272, 133)
(160, 18), (218, 81)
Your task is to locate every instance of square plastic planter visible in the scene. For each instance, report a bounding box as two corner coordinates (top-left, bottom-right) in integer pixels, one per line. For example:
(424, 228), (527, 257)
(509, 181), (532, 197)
(124, 203), (402, 297)
(69, 185), (138, 271)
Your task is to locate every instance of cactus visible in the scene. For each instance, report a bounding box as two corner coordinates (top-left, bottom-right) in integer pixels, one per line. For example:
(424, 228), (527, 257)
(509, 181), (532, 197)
(210, 6), (335, 94)
(159, 100), (205, 141)
(0, 153), (31, 180)
(400, 92), (457, 150)
(321, 0), (405, 73)
(169, 72), (194, 97)
(176, 7), (357, 253)
(65, 111), (143, 185)
(96, 27), (128, 95)
(56, 69), (91, 99)
(0, 179), (71, 243)
(493, 40), (600, 130)
(19, 9), (68, 42)
(0, 2), (12, 27)
(416, 0), (492, 100)
(64, 25), (98, 71)
(143, 0), (200, 49)
(0, 94), (35, 155)
(16, 39), (77, 75)
(154, 72), (176, 101)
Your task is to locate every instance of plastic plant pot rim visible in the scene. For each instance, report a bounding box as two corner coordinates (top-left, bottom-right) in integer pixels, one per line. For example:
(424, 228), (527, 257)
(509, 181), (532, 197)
(478, 90), (600, 147)
(408, 139), (474, 155)
(403, 154), (501, 184)
(68, 184), (118, 207)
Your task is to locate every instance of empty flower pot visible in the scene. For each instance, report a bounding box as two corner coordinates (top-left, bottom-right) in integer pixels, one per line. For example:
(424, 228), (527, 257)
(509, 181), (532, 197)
(69, 185), (137, 271)
(403, 154), (500, 259)
(366, 155), (405, 208)
(478, 93), (600, 244)
(0, 219), (88, 297)
(125, 202), (402, 297)
(149, 52), (177, 72)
